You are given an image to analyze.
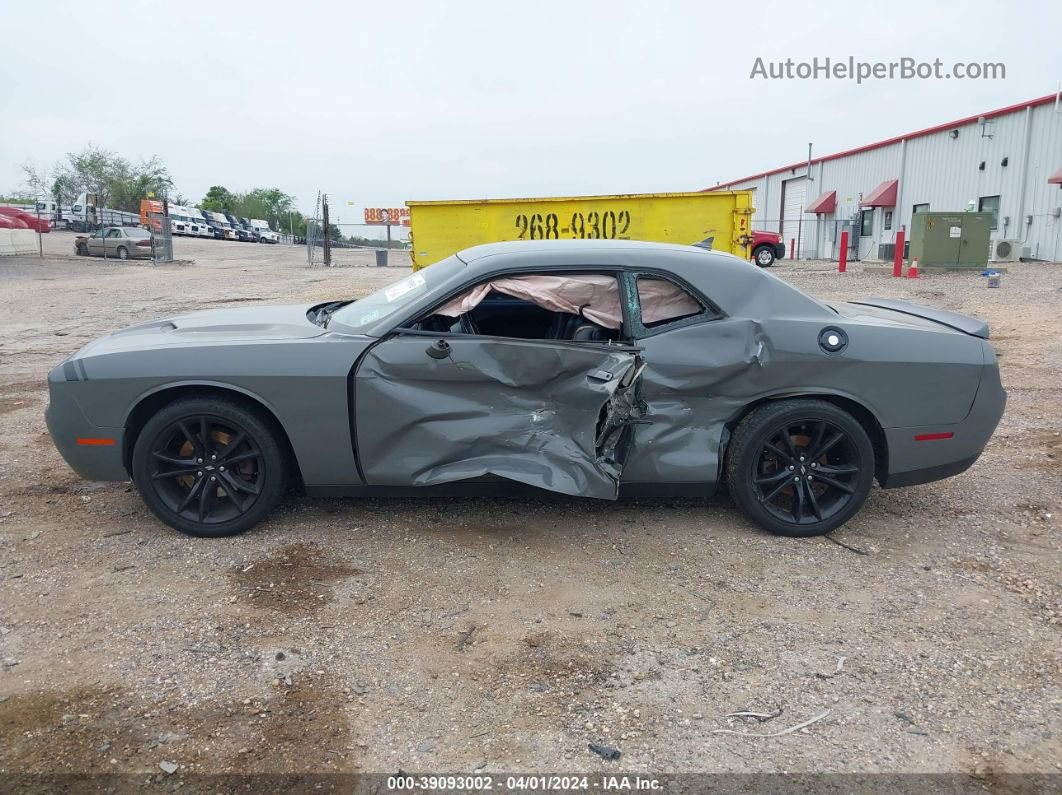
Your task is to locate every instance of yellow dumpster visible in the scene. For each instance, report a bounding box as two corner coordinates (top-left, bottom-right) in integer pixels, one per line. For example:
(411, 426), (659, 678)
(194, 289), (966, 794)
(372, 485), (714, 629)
(406, 190), (754, 270)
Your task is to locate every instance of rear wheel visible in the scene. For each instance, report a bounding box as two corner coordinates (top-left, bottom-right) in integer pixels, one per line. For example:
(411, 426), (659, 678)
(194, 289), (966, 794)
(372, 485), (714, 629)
(131, 397), (287, 537)
(753, 246), (776, 267)
(116, 246), (128, 260)
(725, 399), (875, 537)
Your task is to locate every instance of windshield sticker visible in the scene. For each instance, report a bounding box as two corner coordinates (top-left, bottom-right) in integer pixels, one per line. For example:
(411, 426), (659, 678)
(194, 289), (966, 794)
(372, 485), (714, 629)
(384, 273), (426, 303)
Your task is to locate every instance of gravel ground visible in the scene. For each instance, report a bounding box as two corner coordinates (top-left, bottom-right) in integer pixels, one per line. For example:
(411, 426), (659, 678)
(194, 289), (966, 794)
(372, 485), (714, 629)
(0, 232), (1059, 787)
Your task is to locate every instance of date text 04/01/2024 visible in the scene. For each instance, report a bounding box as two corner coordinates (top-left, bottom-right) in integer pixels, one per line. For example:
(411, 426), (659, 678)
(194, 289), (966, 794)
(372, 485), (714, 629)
(386, 774), (662, 791)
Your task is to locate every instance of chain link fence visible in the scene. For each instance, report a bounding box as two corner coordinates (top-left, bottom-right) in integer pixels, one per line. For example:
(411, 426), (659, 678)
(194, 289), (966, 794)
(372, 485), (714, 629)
(148, 212), (173, 263)
(757, 218), (907, 261)
(306, 221), (412, 268)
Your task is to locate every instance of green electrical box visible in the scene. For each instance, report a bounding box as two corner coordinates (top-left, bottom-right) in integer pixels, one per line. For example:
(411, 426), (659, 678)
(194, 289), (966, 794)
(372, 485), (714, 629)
(909, 212), (992, 268)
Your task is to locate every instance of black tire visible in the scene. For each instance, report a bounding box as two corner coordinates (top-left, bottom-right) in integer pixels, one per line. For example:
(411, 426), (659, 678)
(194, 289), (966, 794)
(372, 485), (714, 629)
(76, 243), (88, 256)
(725, 399), (875, 537)
(131, 397), (287, 537)
(116, 246), (128, 260)
(753, 245), (775, 267)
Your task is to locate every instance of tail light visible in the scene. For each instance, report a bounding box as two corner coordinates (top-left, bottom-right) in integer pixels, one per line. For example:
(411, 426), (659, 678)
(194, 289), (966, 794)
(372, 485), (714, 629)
(136, 239), (152, 247)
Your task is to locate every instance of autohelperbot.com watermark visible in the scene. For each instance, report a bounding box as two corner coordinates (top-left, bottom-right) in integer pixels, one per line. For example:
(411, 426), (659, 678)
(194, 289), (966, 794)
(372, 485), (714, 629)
(750, 56), (1005, 83)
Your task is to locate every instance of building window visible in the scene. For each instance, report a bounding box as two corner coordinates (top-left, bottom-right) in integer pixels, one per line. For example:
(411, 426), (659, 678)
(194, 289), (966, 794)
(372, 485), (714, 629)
(912, 203), (929, 214)
(859, 209), (874, 237)
(978, 195), (1000, 231)
(883, 210), (893, 231)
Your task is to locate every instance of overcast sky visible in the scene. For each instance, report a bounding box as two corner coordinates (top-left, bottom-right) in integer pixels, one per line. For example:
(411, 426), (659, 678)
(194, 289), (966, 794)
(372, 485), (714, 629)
(2, 0), (1060, 224)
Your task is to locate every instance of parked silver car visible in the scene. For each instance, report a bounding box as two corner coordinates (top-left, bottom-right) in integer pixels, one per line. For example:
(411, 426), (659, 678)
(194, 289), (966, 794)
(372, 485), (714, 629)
(74, 227), (154, 260)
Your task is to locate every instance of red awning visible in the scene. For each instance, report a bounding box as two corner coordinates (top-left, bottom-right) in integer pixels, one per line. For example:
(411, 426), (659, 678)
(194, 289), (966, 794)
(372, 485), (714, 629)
(805, 190), (837, 214)
(1049, 168), (1062, 185)
(860, 179), (898, 207)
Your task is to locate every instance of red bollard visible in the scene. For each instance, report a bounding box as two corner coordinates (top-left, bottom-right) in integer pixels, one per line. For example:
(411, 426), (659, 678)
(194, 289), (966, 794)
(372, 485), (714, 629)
(790, 238), (795, 260)
(838, 230), (848, 272)
(893, 228), (906, 277)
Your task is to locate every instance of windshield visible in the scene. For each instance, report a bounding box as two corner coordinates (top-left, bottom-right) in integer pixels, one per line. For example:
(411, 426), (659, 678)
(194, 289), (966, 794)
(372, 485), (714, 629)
(330, 255), (466, 333)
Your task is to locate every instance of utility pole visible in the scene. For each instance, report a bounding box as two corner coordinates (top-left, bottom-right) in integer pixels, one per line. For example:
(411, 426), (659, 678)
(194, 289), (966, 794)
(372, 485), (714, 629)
(322, 194), (331, 267)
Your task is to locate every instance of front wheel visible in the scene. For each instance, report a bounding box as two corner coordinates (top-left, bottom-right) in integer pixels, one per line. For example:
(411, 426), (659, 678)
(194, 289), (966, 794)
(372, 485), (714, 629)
(132, 397), (287, 537)
(753, 246), (776, 267)
(724, 399), (875, 537)
(76, 243), (88, 256)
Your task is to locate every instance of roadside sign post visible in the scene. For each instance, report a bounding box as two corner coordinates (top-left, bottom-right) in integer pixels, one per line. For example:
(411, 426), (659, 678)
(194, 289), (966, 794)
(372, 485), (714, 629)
(36, 202), (43, 258)
(365, 207), (411, 266)
(382, 209), (391, 266)
(322, 195), (331, 267)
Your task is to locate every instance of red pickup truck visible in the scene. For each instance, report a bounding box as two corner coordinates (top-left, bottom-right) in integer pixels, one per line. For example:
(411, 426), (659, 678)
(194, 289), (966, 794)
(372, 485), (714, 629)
(750, 230), (785, 267)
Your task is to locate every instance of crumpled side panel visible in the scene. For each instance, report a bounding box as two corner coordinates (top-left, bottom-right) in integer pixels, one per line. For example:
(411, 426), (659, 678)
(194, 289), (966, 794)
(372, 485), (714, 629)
(354, 337), (639, 499)
(622, 319), (770, 484)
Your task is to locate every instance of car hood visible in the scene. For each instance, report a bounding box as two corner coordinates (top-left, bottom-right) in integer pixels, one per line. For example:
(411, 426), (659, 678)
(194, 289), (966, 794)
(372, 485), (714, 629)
(73, 303), (327, 357)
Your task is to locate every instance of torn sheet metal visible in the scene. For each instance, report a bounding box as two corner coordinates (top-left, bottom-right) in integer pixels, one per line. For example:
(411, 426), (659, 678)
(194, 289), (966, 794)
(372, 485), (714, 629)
(621, 318), (772, 484)
(354, 336), (643, 499)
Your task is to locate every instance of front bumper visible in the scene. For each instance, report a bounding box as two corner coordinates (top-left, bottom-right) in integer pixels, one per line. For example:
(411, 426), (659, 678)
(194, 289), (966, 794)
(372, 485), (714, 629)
(45, 368), (128, 482)
(773, 242), (786, 259)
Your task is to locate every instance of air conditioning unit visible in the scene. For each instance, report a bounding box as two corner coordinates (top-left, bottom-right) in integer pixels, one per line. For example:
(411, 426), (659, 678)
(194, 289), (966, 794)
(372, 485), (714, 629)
(991, 238), (1022, 262)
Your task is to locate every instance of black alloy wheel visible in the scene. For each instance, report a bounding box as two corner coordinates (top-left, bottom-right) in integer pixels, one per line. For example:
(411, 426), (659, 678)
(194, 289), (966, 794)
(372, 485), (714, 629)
(725, 399), (875, 537)
(132, 397), (286, 537)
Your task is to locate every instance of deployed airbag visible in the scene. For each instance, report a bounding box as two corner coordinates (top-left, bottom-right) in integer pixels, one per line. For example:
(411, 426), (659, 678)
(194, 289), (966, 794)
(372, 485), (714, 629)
(436, 274), (622, 329)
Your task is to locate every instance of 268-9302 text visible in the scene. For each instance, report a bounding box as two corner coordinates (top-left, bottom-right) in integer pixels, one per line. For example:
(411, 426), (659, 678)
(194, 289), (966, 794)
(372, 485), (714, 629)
(515, 210), (631, 240)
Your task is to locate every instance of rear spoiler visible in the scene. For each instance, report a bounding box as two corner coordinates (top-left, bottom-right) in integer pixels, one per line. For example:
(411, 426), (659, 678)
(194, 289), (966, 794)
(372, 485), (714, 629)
(850, 298), (989, 339)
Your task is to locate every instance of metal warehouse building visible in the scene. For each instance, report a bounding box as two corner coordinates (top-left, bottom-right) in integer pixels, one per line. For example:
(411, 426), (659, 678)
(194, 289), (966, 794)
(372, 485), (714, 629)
(709, 93), (1062, 263)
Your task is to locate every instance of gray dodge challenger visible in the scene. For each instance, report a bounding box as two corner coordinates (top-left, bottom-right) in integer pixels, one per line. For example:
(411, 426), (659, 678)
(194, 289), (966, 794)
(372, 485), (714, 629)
(46, 240), (1005, 538)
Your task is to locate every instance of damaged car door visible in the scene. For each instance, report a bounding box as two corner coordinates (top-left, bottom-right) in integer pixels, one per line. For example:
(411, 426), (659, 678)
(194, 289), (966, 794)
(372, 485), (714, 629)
(353, 335), (644, 499)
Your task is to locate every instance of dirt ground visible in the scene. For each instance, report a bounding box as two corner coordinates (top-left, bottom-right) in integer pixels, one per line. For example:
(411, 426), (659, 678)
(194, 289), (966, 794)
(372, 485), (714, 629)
(0, 232), (1059, 787)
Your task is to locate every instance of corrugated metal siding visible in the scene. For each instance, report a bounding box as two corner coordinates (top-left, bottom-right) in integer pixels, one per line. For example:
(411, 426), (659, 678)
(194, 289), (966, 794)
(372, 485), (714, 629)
(718, 100), (1062, 260)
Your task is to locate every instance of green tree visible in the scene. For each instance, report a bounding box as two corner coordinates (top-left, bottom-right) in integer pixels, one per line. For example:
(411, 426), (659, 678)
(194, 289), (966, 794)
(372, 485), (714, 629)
(199, 185), (238, 212)
(24, 145), (173, 213)
(108, 156), (174, 213)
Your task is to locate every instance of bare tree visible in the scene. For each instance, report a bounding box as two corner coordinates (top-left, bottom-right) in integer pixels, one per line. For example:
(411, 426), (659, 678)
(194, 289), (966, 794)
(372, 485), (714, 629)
(20, 160), (51, 197)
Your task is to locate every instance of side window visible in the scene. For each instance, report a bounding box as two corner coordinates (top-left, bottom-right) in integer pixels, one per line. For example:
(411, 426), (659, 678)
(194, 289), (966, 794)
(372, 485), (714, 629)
(107, 228), (121, 238)
(978, 195), (1000, 230)
(415, 273), (623, 343)
(635, 276), (706, 330)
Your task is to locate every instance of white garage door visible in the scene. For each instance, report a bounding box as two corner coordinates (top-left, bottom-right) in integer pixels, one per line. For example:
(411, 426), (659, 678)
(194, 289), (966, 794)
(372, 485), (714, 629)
(780, 177), (807, 258)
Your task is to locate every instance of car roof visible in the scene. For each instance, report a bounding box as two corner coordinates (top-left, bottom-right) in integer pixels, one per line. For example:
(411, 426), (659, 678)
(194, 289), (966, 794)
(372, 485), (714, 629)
(456, 238), (720, 263)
